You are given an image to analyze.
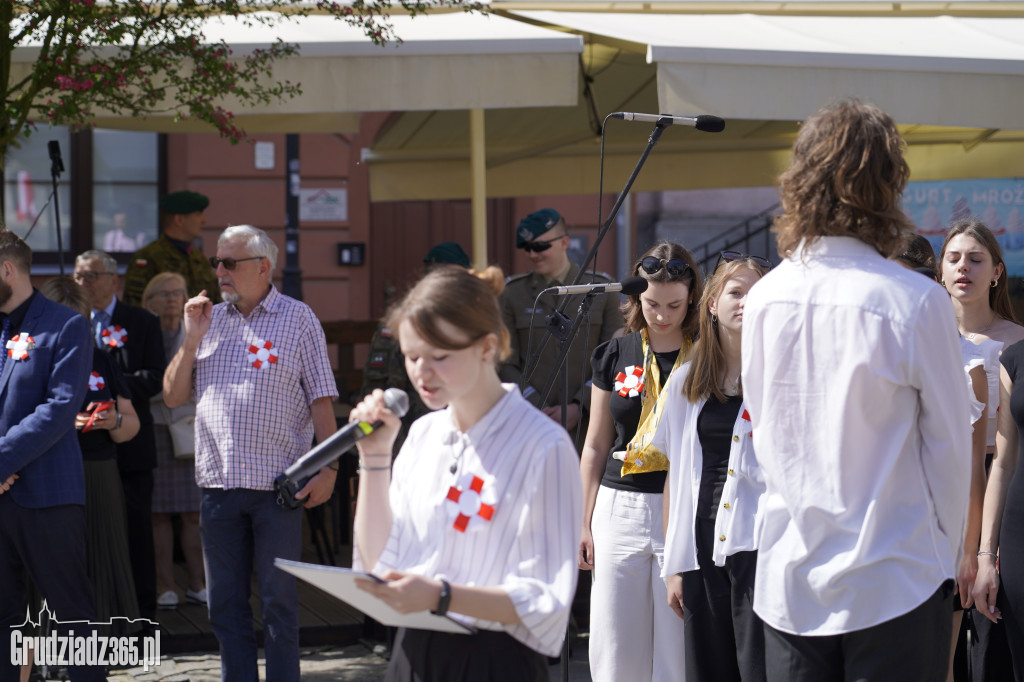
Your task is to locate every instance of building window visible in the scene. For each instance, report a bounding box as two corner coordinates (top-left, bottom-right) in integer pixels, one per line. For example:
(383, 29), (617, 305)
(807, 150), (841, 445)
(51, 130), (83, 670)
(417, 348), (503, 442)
(3, 127), (160, 267)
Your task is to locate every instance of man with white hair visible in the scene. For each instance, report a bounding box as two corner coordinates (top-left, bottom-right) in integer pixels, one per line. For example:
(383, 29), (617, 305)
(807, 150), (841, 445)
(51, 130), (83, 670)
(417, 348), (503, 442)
(164, 225), (338, 682)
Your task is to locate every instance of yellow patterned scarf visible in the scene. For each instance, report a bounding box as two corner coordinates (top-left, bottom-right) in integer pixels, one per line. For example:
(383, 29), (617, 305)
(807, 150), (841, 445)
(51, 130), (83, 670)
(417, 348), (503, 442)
(620, 330), (689, 476)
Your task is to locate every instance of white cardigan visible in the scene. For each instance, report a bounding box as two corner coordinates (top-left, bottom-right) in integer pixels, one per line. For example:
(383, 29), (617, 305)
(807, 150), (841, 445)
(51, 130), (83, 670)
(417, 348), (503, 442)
(653, 362), (766, 576)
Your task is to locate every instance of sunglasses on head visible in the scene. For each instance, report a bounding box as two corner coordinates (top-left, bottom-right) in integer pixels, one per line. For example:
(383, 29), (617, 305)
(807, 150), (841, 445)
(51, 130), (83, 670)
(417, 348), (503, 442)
(520, 234), (566, 253)
(718, 250), (772, 270)
(209, 256), (263, 271)
(639, 256), (690, 278)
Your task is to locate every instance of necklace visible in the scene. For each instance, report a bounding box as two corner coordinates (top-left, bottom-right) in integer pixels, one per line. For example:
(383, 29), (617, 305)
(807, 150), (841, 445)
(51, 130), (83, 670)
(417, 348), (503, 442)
(721, 374), (740, 396)
(963, 316), (997, 341)
(444, 430), (465, 475)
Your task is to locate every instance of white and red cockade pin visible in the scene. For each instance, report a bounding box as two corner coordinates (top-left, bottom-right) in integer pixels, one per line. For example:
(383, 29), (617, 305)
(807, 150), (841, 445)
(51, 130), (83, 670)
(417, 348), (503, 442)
(614, 365), (644, 398)
(6, 333), (35, 361)
(248, 339), (279, 370)
(89, 371), (105, 392)
(101, 325), (128, 348)
(445, 474), (497, 533)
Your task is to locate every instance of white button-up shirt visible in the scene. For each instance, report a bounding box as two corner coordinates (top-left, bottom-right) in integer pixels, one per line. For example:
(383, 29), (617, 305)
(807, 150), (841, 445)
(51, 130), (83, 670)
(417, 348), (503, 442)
(373, 384), (582, 657)
(653, 362), (766, 575)
(742, 236), (971, 636)
(193, 286), (338, 490)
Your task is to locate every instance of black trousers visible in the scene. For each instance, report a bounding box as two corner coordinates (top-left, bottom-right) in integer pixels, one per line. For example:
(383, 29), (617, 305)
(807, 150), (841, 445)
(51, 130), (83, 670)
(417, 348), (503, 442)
(765, 579), (954, 682)
(683, 516), (766, 682)
(385, 627), (547, 682)
(120, 468), (157, 619)
(0, 495), (105, 682)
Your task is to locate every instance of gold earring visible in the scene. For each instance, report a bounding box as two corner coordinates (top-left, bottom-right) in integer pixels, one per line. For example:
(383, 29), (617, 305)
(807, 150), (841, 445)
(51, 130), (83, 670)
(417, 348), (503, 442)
(992, 279), (999, 288)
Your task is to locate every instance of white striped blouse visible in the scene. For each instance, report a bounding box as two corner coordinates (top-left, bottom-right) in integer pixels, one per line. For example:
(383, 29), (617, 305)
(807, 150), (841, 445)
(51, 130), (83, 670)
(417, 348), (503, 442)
(374, 383), (582, 657)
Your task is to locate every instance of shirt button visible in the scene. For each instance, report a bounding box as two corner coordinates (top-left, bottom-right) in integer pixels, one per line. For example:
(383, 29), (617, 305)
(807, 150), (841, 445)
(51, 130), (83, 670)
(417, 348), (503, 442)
(719, 535), (726, 541)
(733, 435), (740, 442)
(728, 469), (735, 476)
(723, 502), (731, 509)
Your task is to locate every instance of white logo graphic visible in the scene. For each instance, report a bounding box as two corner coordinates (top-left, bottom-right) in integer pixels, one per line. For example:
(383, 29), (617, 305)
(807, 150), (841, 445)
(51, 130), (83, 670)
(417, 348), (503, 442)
(10, 602), (161, 672)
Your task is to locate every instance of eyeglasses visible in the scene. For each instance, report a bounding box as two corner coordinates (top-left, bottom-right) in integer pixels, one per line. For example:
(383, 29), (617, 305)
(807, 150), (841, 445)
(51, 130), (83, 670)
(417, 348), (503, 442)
(639, 257), (690, 278)
(718, 250), (772, 270)
(149, 289), (186, 300)
(520, 235), (566, 254)
(209, 256), (263, 270)
(72, 271), (115, 284)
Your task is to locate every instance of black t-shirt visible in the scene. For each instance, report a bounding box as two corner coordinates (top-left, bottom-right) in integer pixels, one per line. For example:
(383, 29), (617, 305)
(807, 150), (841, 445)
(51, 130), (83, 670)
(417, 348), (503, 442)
(79, 348), (132, 461)
(591, 332), (680, 493)
(695, 393), (744, 519)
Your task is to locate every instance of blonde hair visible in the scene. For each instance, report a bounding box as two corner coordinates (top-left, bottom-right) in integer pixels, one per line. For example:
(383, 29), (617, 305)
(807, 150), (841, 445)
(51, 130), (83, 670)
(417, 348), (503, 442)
(385, 265), (511, 362)
(682, 258), (768, 403)
(141, 271), (188, 313)
(40, 276), (90, 318)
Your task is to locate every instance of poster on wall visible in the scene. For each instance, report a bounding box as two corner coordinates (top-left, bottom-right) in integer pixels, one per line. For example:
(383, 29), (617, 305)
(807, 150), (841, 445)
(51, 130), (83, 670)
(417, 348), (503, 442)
(903, 179), (1024, 276)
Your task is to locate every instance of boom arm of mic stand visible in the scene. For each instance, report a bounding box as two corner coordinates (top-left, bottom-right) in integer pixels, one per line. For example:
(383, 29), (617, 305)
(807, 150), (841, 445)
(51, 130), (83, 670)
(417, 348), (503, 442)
(520, 122), (669, 401)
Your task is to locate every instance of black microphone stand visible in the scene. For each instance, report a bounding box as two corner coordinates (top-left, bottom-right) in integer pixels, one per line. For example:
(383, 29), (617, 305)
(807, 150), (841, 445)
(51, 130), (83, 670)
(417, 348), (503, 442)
(48, 141), (66, 275)
(515, 121), (669, 682)
(522, 121), (669, 412)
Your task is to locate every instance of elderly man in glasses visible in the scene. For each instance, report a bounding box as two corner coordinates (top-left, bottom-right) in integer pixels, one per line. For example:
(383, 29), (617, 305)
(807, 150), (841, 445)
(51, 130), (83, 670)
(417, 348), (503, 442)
(74, 248), (167, 623)
(499, 208), (624, 448)
(163, 224), (338, 682)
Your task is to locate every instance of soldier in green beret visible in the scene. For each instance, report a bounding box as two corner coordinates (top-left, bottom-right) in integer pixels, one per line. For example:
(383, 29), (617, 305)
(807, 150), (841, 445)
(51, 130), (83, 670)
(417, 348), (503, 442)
(499, 208), (624, 450)
(361, 242), (472, 453)
(122, 191), (220, 306)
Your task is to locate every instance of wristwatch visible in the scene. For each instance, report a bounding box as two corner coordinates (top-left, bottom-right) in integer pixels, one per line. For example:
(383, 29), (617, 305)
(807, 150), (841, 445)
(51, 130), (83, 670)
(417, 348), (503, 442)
(431, 579), (451, 616)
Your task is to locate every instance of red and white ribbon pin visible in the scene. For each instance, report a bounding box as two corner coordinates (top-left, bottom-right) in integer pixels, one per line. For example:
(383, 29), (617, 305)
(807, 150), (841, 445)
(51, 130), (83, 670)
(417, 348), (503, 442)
(248, 339), (279, 370)
(89, 371), (106, 392)
(6, 333), (35, 361)
(445, 474), (497, 533)
(101, 325), (128, 348)
(614, 365), (644, 398)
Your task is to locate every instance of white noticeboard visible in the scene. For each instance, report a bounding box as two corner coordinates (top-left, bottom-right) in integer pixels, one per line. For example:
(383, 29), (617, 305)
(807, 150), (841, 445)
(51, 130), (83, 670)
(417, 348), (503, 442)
(299, 188), (348, 222)
(274, 558), (474, 634)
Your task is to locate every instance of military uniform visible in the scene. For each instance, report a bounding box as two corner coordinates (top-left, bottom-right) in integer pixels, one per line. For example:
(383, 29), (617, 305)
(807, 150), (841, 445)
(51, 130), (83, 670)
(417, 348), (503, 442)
(361, 322), (430, 455)
(122, 234), (221, 306)
(499, 262), (624, 447)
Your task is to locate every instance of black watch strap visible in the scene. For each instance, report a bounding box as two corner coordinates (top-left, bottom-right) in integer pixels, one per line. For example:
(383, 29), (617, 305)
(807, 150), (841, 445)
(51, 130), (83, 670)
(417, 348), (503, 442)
(431, 579), (451, 616)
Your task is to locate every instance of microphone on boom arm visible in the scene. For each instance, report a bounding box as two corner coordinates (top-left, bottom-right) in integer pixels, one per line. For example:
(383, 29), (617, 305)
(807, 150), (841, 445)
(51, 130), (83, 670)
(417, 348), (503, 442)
(543, 276), (649, 297)
(611, 112), (726, 133)
(274, 387), (410, 509)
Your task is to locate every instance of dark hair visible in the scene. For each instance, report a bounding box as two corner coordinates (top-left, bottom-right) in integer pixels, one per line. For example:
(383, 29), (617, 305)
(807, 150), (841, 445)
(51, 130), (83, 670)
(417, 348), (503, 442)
(681, 258), (768, 403)
(40, 276), (90, 317)
(939, 219), (1017, 323)
(0, 229), (32, 273)
(624, 242), (703, 338)
(894, 233), (937, 272)
(774, 98), (914, 258)
(385, 266), (511, 361)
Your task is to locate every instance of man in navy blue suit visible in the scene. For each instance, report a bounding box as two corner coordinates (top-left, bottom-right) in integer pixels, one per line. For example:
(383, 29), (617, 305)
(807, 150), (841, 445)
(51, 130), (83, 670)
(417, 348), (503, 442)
(75, 249), (166, 621)
(0, 229), (103, 681)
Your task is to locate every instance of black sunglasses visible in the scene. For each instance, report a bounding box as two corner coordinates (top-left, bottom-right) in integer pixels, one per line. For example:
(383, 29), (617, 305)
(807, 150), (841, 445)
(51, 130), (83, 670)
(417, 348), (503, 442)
(520, 234), (566, 253)
(718, 250), (772, 270)
(209, 256), (263, 271)
(639, 256), (690, 278)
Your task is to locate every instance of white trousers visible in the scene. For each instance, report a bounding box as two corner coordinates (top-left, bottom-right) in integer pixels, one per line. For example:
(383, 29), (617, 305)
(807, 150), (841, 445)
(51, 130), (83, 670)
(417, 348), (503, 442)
(589, 485), (687, 682)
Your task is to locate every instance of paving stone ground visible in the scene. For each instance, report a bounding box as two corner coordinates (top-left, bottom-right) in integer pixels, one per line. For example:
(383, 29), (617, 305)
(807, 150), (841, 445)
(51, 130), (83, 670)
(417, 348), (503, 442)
(107, 635), (593, 681)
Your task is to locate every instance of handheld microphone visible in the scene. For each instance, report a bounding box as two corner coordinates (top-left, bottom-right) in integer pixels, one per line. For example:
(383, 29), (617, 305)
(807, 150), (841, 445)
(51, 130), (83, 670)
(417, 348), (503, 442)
(274, 387), (410, 509)
(545, 276), (649, 297)
(611, 112), (725, 133)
